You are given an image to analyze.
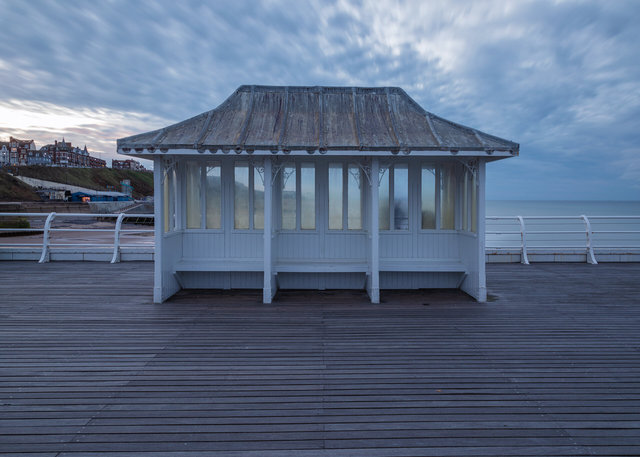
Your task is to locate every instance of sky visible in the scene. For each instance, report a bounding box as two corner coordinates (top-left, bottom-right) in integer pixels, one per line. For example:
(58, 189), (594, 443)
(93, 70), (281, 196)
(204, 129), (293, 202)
(0, 0), (638, 200)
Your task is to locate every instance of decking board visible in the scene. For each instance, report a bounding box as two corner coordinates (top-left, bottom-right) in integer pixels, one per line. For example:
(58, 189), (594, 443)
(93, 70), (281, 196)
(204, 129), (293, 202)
(1, 261), (639, 455)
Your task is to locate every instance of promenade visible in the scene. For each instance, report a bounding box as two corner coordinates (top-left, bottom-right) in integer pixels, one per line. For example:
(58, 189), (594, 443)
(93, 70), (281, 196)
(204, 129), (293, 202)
(1, 262), (639, 456)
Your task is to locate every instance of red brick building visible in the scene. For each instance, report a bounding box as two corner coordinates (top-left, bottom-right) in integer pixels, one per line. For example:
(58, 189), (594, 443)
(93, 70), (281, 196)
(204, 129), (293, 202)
(7, 137), (38, 166)
(112, 158), (146, 171)
(39, 139), (105, 168)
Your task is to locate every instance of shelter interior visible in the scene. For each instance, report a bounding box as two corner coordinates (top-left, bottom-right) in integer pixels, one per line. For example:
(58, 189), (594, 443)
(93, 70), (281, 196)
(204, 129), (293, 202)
(157, 155), (484, 303)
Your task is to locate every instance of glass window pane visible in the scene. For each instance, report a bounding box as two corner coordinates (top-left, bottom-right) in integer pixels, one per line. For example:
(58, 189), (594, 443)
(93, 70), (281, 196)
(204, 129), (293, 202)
(205, 164), (221, 229)
(234, 162), (249, 229)
(347, 165), (362, 230)
(186, 162), (201, 229)
(281, 164), (296, 230)
(471, 171), (477, 233)
(300, 163), (315, 230)
(440, 164), (456, 230)
(421, 166), (436, 229)
(393, 164), (409, 230)
(253, 167), (264, 230)
(378, 168), (390, 230)
(328, 163), (343, 230)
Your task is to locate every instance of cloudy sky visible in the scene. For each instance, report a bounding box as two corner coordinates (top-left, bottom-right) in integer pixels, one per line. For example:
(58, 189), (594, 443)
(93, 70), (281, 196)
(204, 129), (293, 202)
(1, 0), (638, 200)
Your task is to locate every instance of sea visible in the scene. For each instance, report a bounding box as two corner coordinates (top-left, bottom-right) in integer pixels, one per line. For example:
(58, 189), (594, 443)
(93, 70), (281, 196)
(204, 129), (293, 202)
(487, 200), (640, 217)
(485, 201), (640, 250)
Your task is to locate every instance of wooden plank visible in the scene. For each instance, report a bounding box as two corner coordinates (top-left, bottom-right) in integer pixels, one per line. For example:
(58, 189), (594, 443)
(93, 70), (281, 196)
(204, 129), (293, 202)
(1, 261), (639, 455)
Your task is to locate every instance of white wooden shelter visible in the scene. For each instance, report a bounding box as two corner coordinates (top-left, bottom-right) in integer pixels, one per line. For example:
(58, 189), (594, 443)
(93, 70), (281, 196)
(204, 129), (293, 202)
(118, 86), (518, 304)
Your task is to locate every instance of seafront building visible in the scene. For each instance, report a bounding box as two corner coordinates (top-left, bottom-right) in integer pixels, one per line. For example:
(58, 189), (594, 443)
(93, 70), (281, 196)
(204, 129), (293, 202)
(0, 136), (107, 168)
(119, 85), (519, 303)
(111, 158), (147, 171)
(40, 139), (106, 168)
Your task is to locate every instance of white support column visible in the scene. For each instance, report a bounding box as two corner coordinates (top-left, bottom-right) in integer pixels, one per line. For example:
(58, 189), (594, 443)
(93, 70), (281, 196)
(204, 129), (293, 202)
(368, 158), (380, 303)
(153, 157), (164, 303)
(174, 162), (183, 231)
(263, 157), (275, 303)
(477, 160), (487, 302)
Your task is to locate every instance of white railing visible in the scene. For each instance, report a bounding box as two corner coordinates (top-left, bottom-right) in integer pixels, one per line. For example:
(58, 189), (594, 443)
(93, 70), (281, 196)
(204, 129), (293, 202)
(1, 213), (639, 264)
(486, 215), (640, 264)
(0, 212), (154, 263)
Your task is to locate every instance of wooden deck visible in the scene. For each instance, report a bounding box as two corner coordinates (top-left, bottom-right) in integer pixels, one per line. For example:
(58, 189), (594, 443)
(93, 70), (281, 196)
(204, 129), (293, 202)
(1, 261), (639, 456)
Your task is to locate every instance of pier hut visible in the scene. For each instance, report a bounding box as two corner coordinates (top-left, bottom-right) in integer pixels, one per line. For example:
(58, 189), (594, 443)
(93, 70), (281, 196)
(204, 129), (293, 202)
(117, 86), (518, 304)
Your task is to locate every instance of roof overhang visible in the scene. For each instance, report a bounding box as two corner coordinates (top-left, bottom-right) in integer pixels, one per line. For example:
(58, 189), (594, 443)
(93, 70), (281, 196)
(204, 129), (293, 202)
(118, 147), (516, 161)
(118, 85), (520, 160)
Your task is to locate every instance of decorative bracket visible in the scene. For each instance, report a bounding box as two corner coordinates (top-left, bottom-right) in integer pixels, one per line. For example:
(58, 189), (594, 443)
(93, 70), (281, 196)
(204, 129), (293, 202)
(355, 159), (372, 186)
(161, 158), (178, 184)
(455, 158), (478, 178)
(378, 162), (390, 186)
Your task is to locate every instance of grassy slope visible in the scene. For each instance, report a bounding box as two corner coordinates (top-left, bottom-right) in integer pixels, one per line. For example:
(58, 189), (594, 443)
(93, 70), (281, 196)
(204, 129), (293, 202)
(2, 166), (154, 199)
(0, 170), (42, 201)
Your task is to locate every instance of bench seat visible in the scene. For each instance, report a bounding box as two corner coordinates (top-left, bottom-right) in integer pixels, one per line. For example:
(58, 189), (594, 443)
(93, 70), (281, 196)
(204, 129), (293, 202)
(174, 258), (466, 274)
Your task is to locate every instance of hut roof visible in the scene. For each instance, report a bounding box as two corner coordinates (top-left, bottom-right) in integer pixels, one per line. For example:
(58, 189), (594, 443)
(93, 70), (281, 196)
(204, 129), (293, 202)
(118, 85), (519, 155)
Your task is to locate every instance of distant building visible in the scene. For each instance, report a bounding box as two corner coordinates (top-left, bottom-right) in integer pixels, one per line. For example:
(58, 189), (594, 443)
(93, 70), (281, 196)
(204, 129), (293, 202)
(0, 142), (9, 166)
(0, 136), (106, 168)
(89, 155), (107, 168)
(39, 139), (105, 168)
(7, 137), (37, 166)
(112, 158), (147, 171)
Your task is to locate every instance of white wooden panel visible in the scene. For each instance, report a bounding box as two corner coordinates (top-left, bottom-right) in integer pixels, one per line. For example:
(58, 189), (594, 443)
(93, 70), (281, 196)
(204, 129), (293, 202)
(415, 232), (461, 259)
(182, 232), (225, 259)
(277, 272), (366, 290)
(227, 232), (264, 258)
(182, 232), (262, 259)
(180, 271), (262, 289)
(324, 232), (368, 259)
(380, 232), (462, 260)
(276, 232), (322, 259)
(379, 232), (414, 258)
(380, 272), (462, 289)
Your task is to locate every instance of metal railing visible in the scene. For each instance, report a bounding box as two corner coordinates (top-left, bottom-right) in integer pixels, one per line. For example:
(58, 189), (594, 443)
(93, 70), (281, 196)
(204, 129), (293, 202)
(1, 212), (639, 264)
(486, 215), (640, 264)
(0, 212), (154, 263)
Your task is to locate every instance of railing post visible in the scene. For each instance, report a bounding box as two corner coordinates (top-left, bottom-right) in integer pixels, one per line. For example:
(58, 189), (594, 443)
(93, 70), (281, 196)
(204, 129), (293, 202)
(516, 216), (529, 265)
(111, 213), (126, 264)
(581, 215), (598, 264)
(38, 212), (56, 263)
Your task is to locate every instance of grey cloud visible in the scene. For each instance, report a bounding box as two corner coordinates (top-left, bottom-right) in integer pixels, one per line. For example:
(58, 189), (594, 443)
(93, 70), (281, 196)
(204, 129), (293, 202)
(0, 0), (638, 199)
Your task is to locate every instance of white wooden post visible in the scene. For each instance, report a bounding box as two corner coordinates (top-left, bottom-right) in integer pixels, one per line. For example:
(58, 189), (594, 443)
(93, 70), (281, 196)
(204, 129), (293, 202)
(368, 158), (380, 303)
(263, 157), (275, 303)
(477, 161), (487, 302)
(153, 158), (163, 303)
(110, 213), (125, 263)
(38, 212), (56, 263)
(174, 163), (183, 231)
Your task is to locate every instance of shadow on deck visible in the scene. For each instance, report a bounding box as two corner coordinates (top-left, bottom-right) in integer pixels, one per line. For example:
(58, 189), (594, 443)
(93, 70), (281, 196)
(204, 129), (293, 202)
(1, 261), (639, 456)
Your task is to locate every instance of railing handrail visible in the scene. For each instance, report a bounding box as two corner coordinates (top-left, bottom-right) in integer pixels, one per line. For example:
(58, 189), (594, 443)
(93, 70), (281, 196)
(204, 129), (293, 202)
(1, 212), (638, 264)
(0, 211), (154, 263)
(485, 214), (639, 263)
